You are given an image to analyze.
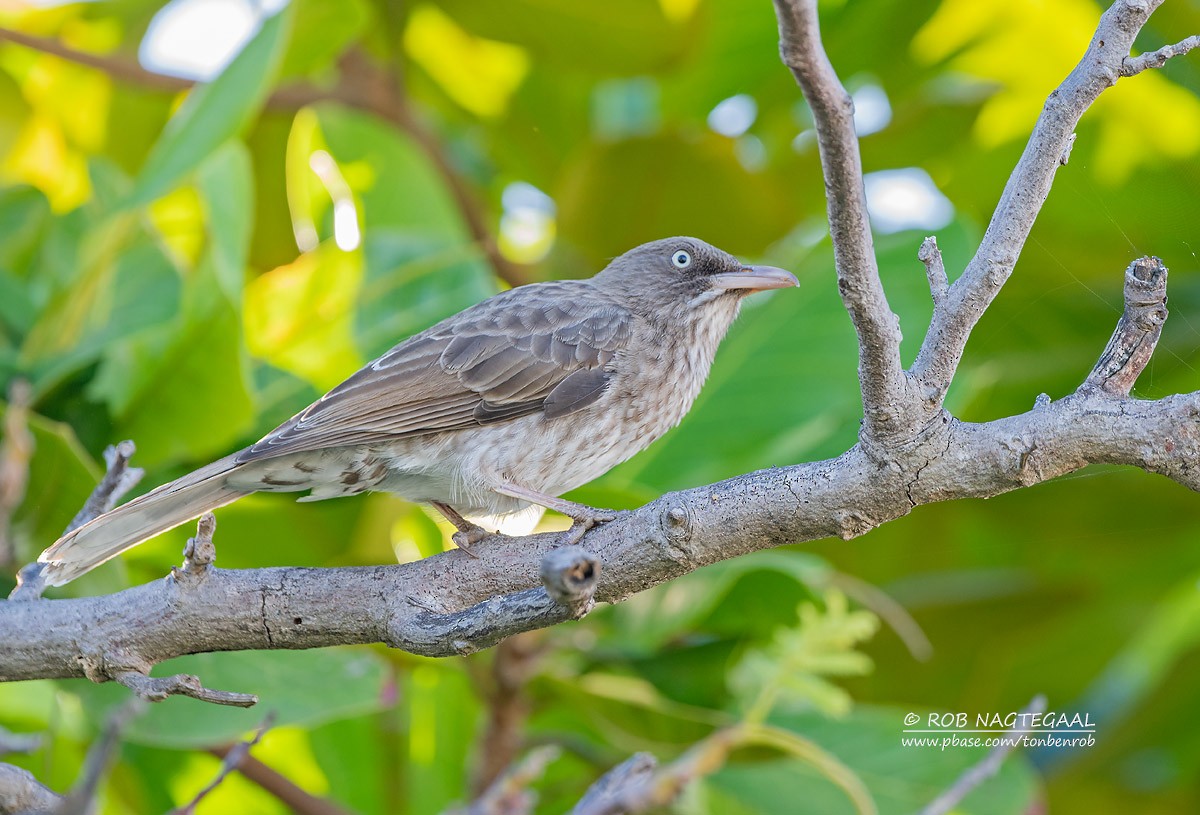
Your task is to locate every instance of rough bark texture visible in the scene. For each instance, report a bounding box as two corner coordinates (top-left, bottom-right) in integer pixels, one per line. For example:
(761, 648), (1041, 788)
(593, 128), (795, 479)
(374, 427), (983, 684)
(0, 0), (1197, 716)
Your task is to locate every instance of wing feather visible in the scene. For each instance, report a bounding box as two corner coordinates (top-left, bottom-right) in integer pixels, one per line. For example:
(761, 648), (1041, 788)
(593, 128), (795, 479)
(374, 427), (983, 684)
(238, 283), (633, 463)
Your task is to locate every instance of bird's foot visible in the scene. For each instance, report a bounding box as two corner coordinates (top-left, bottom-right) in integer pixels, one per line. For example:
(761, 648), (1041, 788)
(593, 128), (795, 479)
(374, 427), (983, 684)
(558, 508), (617, 547)
(451, 525), (494, 558)
(490, 482), (619, 548)
(431, 501), (497, 558)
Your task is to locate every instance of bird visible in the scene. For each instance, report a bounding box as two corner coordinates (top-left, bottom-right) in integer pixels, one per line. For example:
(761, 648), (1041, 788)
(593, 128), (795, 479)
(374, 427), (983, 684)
(34, 237), (797, 586)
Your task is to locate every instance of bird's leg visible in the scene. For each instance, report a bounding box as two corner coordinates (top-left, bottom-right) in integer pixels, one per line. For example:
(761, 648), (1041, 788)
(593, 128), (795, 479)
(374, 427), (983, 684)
(430, 501), (493, 556)
(492, 482), (617, 546)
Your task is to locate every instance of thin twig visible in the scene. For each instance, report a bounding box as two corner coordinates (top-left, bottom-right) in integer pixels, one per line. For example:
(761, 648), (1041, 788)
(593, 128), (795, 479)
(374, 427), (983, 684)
(570, 753), (657, 815)
(206, 747), (355, 815)
(919, 695), (1048, 815)
(178, 513), (217, 577)
(572, 729), (742, 815)
(1121, 35), (1200, 76)
(9, 441), (142, 601)
(0, 728), (40, 757)
(918, 237), (948, 308)
(115, 671), (257, 708)
(57, 699), (144, 815)
(67, 442), (143, 534)
(539, 546), (600, 617)
(173, 713), (275, 815)
(455, 746), (561, 815)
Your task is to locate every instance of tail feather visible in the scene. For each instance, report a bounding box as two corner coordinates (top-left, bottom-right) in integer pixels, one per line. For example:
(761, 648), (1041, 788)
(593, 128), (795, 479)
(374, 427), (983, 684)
(38, 453), (248, 587)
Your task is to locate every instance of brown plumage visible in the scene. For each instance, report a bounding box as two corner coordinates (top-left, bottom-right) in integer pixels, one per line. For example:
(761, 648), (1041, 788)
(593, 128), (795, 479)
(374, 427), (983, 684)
(37, 237), (796, 586)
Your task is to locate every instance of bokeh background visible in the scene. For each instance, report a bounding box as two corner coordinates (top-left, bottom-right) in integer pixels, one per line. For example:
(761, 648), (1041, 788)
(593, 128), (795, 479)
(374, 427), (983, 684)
(1, 0), (1199, 812)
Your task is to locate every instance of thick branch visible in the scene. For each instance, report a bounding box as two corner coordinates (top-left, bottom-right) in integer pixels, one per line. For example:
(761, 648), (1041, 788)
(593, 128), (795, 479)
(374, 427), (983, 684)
(4, 386), (1198, 683)
(912, 0), (1182, 395)
(772, 0), (910, 439)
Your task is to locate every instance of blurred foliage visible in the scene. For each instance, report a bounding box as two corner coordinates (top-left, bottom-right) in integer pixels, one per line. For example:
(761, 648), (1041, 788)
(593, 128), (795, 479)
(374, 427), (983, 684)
(0, 0), (1198, 812)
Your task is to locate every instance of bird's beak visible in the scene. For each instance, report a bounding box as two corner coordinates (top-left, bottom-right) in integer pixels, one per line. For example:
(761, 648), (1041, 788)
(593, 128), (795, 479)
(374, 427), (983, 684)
(710, 265), (799, 292)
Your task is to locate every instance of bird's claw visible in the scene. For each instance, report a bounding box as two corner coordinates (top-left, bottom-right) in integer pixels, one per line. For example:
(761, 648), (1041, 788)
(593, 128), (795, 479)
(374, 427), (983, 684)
(451, 525), (492, 557)
(558, 510), (617, 547)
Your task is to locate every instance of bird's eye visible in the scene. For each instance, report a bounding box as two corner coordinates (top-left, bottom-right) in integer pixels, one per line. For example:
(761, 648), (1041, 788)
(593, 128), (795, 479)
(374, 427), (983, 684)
(671, 250), (692, 269)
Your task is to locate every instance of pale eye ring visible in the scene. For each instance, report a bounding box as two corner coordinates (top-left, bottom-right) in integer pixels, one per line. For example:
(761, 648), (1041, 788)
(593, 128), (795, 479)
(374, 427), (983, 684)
(671, 249), (692, 269)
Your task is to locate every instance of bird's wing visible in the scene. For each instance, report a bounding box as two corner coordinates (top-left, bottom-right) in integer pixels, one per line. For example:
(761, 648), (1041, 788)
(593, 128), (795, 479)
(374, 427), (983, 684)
(238, 284), (634, 462)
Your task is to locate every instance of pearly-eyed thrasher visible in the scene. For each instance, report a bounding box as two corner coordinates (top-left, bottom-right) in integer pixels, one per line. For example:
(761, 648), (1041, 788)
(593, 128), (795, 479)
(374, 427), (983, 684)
(36, 237), (797, 586)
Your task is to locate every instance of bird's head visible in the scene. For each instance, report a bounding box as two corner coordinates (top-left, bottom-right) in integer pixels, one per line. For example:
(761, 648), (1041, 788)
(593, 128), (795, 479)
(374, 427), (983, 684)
(594, 237), (797, 311)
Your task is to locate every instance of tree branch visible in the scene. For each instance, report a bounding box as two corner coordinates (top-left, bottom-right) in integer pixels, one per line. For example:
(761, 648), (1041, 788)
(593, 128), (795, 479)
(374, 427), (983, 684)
(0, 380), (34, 571)
(1122, 35), (1200, 76)
(570, 753), (657, 815)
(455, 745), (560, 815)
(0, 728), (39, 757)
(772, 0), (911, 440)
(1079, 256), (1167, 396)
(66, 442), (144, 535)
(0, 764), (62, 815)
(912, 0), (1190, 398)
(205, 747), (352, 815)
(173, 714), (274, 815)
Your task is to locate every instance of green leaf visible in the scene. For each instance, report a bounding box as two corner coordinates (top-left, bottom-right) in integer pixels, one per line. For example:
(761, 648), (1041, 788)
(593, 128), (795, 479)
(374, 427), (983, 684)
(437, 0), (683, 76)
(197, 140), (255, 304)
(88, 286), (253, 469)
(315, 104), (467, 236)
(123, 8), (292, 209)
(730, 591), (879, 722)
(355, 231), (496, 359)
(279, 0), (372, 79)
(707, 706), (1041, 815)
(7, 410), (100, 557)
(0, 185), (50, 283)
(243, 241), (365, 391)
(601, 551), (832, 653)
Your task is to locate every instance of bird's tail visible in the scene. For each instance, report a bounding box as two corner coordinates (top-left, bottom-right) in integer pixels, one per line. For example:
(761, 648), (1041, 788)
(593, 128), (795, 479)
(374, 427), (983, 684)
(37, 453), (248, 587)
